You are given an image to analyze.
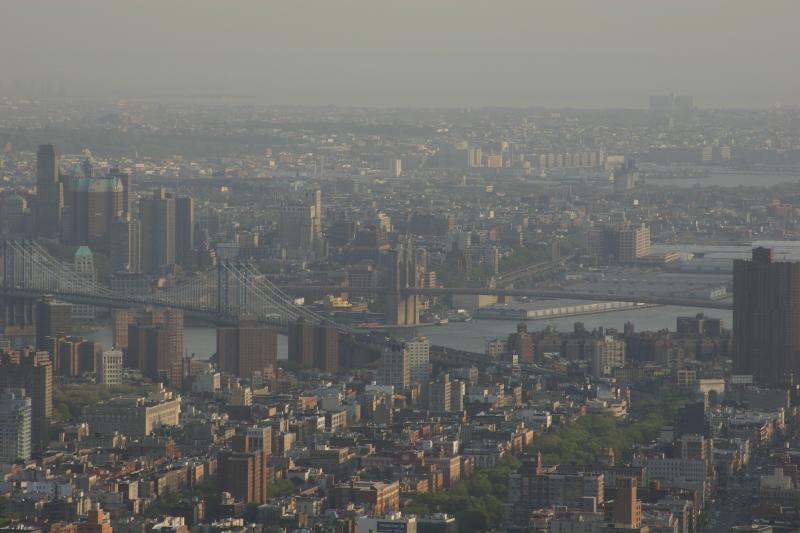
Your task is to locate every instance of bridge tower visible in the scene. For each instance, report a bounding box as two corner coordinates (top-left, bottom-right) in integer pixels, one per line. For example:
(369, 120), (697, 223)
(384, 245), (421, 326)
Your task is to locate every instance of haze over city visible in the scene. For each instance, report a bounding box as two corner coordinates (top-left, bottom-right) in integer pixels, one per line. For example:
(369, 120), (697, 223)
(3, 3), (800, 533)
(2, 0), (800, 107)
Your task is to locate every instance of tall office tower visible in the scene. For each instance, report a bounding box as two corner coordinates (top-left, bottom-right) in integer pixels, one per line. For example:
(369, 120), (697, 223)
(135, 325), (171, 382)
(78, 339), (100, 374)
(112, 308), (135, 349)
(612, 478), (642, 529)
(0, 194), (31, 239)
(469, 147), (483, 168)
(35, 297), (72, 350)
(33, 144), (63, 237)
(426, 373), (452, 413)
(98, 349), (123, 386)
(126, 309), (183, 383)
(0, 349), (52, 446)
(65, 176), (124, 251)
(406, 337), (430, 385)
(217, 320), (278, 379)
(0, 388), (32, 463)
(278, 204), (315, 252)
(217, 448), (270, 504)
(140, 188), (176, 274)
(56, 337), (81, 377)
(734, 247), (800, 384)
(174, 195), (195, 266)
(164, 308), (184, 364)
(613, 160), (640, 192)
(587, 223), (650, 264)
(380, 345), (410, 390)
(307, 188), (322, 247)
(450, 378), (465, 411)
(388, 158), (402, 178)
(108, 167), (133, 217)
(288, 318), (315, 368)
(616, 223), (650, 263)
(73, 247), (97, 322)
(384, 245), (421, 326)
(591, 336), (626, 378)
(508, 323), (534, 363)
(110, 217), (141, 273)
(314, 324), (339, 374)
(125, 322), (146, 369)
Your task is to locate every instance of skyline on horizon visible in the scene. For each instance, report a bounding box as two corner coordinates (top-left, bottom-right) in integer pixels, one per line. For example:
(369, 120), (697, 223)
(2, 1), (799, 109)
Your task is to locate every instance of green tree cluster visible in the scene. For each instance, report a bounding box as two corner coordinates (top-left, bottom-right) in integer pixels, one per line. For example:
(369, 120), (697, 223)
(530, 391), (689, 465)
(269, 478), (295, 498)
(404, 454), (520, 533)
(54, 384), (153, 423)
(143, 477), (220, 519)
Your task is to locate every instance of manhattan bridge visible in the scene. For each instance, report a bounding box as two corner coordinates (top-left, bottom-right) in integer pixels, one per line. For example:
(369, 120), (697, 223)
(0, 240), (336, 331)
(0, 239), (731, 333)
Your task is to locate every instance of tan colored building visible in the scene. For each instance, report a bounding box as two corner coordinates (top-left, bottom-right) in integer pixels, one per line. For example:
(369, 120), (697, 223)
(84, 390), (180, 438)
(332, 480), (400, 516)
(617, 223), (651, 263)
(380, 346), (409, 390)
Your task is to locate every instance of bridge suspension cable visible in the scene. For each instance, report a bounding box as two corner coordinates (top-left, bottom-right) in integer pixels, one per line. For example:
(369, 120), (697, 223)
(0, 240), (345, 331)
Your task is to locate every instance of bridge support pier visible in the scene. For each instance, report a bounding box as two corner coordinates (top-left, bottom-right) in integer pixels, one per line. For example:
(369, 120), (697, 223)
(386, 292), (421, 326)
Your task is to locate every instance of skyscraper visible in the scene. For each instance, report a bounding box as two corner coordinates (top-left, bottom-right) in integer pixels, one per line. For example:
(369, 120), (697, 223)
(110, 216), (141, 273)
(174, 195), (195, 266)
(98, 349), (123, 386)
(278, 189), (323, 255)
(140, 188), (176, 274)
(307, 188), (323, 249)
(734, 247), (800, 384)
(108, 167), (133, 217)
(126, 308), (183, 384)
(217, 447), (270, 504)
(73, 247), (97, 321)
(0, 349), (52, 446)
(380, 344), (410, 390)
(0, 388), (32, 463)
(279, 204), (315, 252)
(33, 144), (63, 237)
(612, 478), (642, 529)
(217, 320), (278, 379)
(63, 176), (124, 251)
(406, 337), (430, 385)
(35, 297), (72, 350)
(0, 194), (31, 240)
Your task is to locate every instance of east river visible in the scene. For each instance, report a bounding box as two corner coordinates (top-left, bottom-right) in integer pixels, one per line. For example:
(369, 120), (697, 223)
(85, 305), (732, 360)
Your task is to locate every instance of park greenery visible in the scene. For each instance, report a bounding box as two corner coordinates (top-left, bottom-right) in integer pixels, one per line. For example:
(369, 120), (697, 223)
(268, 478), (295, 498)
(405, 390), (688, 532)
(404, 454), (520, 533)
(530, 391), (689, 465)
(143, 477), (220, 519)
(53, 383), (153, 423)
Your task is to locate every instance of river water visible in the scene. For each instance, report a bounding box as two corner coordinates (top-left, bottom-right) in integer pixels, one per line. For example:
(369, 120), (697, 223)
(85, 305), (732, 359)
(647, 170), (800, 188)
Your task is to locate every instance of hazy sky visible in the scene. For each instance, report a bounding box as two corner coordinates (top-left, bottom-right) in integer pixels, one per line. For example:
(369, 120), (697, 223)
(2, 0), (799, 108)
